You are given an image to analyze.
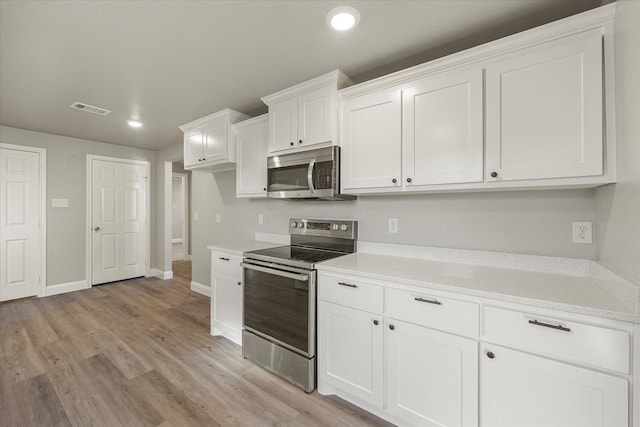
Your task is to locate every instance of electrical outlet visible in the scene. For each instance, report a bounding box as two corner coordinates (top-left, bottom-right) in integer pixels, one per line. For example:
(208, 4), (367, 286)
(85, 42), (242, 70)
(216, 213), (221, 224)
(258, 213), (264, 225)
(388, 218), (398, 233)
(572, 221), (592, 244)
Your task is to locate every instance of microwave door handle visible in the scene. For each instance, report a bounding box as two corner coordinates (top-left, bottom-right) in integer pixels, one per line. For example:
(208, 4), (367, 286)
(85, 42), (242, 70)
(307, 159), (316, 193)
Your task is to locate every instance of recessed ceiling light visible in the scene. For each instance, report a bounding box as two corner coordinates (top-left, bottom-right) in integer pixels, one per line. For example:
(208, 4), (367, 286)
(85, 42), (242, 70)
(127, 120), (143, 128)
(326, 6), (360, 31)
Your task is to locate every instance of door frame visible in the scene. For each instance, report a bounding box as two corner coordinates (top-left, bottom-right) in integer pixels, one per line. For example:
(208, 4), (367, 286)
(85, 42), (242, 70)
(0, 143), (47, 297)
(172, 172), (189, 261)
(86, 154), (151, 287)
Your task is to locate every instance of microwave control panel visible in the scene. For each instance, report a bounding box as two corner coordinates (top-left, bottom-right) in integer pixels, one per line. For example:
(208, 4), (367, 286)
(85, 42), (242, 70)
(314, 161), (334, 190)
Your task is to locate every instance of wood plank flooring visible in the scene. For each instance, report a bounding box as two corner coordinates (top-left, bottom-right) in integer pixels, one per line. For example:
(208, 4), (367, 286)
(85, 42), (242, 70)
(171, 260), (191, 280)
(0, 275), (393, 427)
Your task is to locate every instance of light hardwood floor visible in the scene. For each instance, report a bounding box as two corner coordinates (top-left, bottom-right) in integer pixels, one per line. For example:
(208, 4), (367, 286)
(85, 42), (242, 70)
(0, 275), (392, 427)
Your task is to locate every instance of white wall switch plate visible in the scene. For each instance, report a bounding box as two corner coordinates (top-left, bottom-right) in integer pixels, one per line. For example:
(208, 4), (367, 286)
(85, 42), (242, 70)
(572, 221), (593, 244)
(194, 212), (199, 221)
(216, 213), (221, 224)
(388, 218), (398, 233)
(51, 198), (68, 208)
(258, 213), (264, 225)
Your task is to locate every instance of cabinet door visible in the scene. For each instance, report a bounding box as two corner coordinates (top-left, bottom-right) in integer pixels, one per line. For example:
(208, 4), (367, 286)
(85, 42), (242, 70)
(403, 68), (483, 186)
(480, 344), (628, 427)
(236, 118), (268, 198)
(211, 272), (243, 345)
(318, 302), (383, 407)
(341, 89), (402, 191)
(269, 98), (298, 153)
(184, 127), (204, 167)
(386, 319), (478, 427)
(297, 85), (333, 148)
(485, 29), (603, 181)
(203, 117), (228, 162)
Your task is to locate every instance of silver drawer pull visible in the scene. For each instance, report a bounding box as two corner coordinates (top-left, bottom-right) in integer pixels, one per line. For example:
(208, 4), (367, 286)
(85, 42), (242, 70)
(528, 319), (571, 332)
(219, 257), (230, 261)
(338, 282), (357, 288)
(414, 297), (441, 305)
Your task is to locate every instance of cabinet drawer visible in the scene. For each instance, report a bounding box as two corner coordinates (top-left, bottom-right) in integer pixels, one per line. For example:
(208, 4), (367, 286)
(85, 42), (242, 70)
(211, 252), (242, 278)
(483, 306), (630, 373)
(319, 274), (384, 314)
(386, 288), (479, 337)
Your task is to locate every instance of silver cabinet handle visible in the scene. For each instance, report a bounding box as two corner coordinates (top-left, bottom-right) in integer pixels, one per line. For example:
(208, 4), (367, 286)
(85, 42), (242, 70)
(528, 319), (571, 332)
(338, 282), (357, 288)
(414, 297), (441, 305)
(93, 226), (100, 231)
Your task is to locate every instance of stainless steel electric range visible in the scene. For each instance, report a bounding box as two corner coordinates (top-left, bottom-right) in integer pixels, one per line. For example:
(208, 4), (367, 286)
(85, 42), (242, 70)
(241, 218), (358, 392)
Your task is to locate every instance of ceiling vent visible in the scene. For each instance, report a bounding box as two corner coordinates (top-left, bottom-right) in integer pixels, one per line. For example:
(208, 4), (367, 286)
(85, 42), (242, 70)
(70, 101), (111, 116)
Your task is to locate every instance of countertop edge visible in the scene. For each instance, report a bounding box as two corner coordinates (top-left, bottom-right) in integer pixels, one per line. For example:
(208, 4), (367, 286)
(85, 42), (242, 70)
(316, 261), (639, 324)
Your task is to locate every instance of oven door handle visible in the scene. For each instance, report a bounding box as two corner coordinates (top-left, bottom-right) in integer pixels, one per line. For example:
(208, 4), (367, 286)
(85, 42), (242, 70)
(241, 262), (309, 282)
(307, 158), (316, 194)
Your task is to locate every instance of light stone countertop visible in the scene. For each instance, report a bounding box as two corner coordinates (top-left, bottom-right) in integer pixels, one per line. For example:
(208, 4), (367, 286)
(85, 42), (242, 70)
(316, 252), (639, 323)
(207, 240), (283, 256)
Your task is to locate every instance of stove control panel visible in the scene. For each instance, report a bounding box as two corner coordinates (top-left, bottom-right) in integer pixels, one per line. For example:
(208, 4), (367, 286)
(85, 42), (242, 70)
(289, 218), (357, 239)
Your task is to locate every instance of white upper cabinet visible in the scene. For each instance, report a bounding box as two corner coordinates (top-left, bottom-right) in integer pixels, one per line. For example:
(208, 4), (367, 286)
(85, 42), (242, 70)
(341, 67), (482, 193)
(338, 6), (616, 194)
(297, 86), (334, 146)
(235, 115), (268, 198)
(268, 98), (297, 153)
(180, 109), (250, 172)
(485, 28), (603, 182)
(262, 70), (351, 155)
(403, 68), (484, 187)
(341, 88), (402, 192)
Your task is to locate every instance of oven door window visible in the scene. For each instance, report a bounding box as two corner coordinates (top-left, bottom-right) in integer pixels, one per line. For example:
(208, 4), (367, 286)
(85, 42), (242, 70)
(268, 164), (310, 192)
(268, 161), (333, 193)
(243, 267), (312, 356)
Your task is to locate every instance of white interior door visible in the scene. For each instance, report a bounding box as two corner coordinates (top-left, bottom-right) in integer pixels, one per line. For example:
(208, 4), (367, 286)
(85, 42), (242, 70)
(0, 148), (41, 301)
(91, 159), (146, 285)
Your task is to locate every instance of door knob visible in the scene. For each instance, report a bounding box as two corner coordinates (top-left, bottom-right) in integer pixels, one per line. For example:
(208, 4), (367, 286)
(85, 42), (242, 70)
(93, 226), (100, 231)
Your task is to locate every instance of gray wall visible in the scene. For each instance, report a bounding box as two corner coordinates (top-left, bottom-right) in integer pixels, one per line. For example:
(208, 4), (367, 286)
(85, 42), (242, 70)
(155, 144), (183, 273)
(191, 169), (597, 285)
(595, 0), (640, 282)
(0, 125), (156, 286)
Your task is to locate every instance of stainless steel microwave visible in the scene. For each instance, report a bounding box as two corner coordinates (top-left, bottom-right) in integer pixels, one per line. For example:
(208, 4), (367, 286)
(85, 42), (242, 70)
(267, 146), (355, 201)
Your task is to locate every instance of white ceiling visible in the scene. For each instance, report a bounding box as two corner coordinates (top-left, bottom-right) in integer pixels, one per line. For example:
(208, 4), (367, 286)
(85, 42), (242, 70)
(0, 0), (603, 150)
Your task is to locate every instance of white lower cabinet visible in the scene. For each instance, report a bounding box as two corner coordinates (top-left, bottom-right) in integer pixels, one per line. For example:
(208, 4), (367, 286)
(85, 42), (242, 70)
(318, 272), (480, 427)
(210, 251), (243, 345)
(386, 319), (478, 427)
(318, 302), (383, 407)
(480, 343), (628, 427)
(318, 271), (634, 427)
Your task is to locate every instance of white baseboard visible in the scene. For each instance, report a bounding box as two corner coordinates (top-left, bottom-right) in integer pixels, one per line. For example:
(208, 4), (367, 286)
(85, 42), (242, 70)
(151, 269), (173, 279)
(45, 280), (88, 297)
(172, 238), (183, 243)
(191, 281), (210, 297)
